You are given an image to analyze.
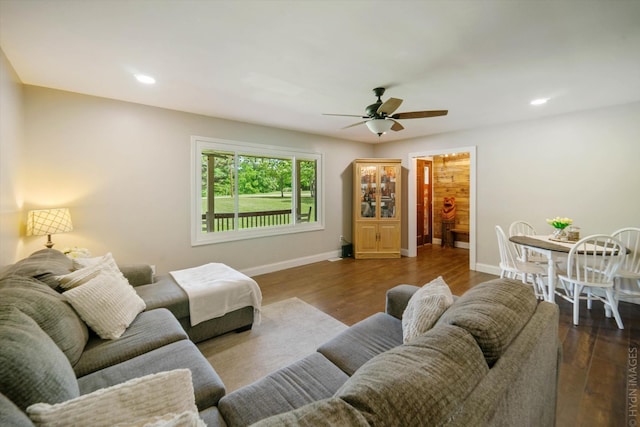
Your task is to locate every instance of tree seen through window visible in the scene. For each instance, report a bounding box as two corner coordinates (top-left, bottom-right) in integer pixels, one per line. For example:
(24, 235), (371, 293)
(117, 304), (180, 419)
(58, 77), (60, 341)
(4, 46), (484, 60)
(201, 150), (317, 233)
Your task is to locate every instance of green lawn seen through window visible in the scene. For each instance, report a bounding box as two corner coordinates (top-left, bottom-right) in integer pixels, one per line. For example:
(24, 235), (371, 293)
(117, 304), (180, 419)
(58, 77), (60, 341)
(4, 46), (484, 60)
(203, 191), (314, 215)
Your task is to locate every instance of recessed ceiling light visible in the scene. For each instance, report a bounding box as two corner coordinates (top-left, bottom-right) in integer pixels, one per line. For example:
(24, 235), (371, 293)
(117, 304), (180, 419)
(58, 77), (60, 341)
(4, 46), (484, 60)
(134, 74), (156, 85)
(530, 98), (549, 106)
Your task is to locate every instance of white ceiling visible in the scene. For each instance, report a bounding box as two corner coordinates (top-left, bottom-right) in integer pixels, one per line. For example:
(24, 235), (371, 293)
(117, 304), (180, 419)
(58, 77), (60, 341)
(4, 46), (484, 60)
(1, 0), (640, 143)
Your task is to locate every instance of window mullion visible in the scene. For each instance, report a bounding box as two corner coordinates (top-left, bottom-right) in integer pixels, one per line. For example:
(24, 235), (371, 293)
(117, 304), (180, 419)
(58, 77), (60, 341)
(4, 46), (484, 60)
(293, 156), (299, 223)
(206, 154), (215, 232)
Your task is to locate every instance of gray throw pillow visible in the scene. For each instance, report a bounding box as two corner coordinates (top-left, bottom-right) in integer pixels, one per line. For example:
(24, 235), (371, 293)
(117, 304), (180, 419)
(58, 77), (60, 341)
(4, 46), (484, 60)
(0, 393), (33, 427)
(0, 276), (89, 365)
(336, 324), (489, 426)
(0, 249), (74, 289)
(0, 307), (80, 411)
(252, 398), (369, 427)
(436, 278), (538, 366)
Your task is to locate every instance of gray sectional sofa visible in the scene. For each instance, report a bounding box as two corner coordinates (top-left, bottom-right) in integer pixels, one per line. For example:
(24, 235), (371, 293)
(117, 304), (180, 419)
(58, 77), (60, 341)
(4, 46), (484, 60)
(133, 271), (254, 344)
(1, 248), (561, 426)
(214, 278), (561, 426)
(0, 249), (244, 426)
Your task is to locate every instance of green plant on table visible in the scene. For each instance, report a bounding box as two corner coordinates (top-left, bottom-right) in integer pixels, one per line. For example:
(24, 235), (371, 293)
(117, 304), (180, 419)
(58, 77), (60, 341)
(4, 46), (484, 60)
(546, 217), (573, 229)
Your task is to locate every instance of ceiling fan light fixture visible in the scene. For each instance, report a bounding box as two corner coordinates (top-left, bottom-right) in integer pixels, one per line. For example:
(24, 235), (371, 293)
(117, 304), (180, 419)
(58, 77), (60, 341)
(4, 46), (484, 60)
(366, 119), (393, 136)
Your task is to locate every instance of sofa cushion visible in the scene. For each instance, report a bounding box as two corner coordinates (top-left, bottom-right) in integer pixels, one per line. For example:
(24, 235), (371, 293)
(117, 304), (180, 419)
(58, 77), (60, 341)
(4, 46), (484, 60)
(73, 308), (188, 377)
(27, 369), (202, 427)
(0, 307), (79, 411)
(0, 276), (88, 366)
(118, 264), (154, 287)
(135, 274), (190, 319)
(218, 352), (349, 426)
(385, 284), (420, 320)
(436, 278), (538, 366)
(62, 266), (147, 340)
(252, 397), (369, 427)
(78, 340), (225, 411)
(402, 276), (453, 344)
(335, 324), (489, 426)
(198, 407), (227, 427)
(448, 302), (560, 427)
(317, 312), (402, 376)
(0, 393), (34, 427)
(0, 249), (73, 289)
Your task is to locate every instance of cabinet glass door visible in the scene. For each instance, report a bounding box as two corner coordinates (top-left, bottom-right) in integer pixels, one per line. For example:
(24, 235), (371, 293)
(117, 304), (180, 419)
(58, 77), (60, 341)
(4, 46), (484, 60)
(380, 165), (398, 219)
(359, 165), (377, 218)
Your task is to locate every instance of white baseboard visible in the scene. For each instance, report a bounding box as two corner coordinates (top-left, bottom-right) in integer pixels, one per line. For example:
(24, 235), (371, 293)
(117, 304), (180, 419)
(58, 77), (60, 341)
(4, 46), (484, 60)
(242, 247), (485, 278)
(240, 250), (341, 277)
(475, 263), (501, 276)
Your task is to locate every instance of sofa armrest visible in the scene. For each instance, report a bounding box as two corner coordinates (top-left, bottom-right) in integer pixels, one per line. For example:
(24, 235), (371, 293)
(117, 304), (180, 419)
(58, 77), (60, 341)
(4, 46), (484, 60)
(385, 284), (420, 320)
(118, 264), (153, 287)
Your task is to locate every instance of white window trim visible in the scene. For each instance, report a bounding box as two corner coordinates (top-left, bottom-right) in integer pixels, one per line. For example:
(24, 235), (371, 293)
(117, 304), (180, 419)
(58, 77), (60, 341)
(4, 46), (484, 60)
(191, 135), (324, 246)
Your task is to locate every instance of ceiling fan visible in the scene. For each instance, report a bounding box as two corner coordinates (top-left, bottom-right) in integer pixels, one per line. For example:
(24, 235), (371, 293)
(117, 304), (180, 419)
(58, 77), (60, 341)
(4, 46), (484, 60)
(323, 87), (448, 136)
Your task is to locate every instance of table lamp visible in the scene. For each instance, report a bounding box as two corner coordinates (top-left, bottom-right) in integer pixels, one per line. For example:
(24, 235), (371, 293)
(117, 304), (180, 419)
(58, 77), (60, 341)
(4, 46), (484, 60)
(26, 208), (73, 248)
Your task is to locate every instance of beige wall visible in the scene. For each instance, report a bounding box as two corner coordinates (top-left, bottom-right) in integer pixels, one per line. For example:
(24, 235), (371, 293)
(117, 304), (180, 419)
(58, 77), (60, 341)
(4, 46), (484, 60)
(0, 49), (23, 266)
(373, 102), (640, 273)
(3, 51), (639, 276)
(16, 86), (372, 274)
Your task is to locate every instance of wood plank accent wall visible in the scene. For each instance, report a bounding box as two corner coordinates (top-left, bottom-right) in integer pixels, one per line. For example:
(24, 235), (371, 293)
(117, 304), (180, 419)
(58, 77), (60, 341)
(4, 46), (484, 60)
(433, 153), (470, 242)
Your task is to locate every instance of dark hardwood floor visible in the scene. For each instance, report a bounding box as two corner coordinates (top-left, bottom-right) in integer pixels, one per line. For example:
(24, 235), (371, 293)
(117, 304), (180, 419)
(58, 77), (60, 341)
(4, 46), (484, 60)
(253, 244), (639, 427)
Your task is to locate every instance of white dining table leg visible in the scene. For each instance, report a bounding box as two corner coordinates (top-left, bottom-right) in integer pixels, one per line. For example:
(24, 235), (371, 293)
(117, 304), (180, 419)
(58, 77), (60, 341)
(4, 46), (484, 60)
(546, 253), (556, 303)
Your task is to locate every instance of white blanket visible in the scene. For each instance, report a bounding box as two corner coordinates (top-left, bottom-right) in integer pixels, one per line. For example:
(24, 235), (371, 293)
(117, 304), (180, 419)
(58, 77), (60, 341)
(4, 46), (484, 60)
(170, 263), (262, 327)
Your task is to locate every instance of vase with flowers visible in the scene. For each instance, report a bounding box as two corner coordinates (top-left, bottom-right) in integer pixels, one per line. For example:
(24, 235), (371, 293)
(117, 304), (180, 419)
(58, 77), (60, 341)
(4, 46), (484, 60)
(546, 217), (573, 241)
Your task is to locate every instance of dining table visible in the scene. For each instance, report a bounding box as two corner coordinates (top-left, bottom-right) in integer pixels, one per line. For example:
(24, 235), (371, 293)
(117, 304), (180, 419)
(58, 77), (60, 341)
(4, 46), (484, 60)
(508, 234), (575, 303)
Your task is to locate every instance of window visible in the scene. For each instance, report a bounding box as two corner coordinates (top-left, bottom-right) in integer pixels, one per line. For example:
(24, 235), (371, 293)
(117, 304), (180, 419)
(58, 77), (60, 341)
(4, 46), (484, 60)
(192, 136), (323, 245)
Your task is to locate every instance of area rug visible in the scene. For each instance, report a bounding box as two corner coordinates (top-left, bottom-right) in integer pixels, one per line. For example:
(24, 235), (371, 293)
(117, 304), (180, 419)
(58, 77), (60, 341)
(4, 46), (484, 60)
(196, 297), (348, 392)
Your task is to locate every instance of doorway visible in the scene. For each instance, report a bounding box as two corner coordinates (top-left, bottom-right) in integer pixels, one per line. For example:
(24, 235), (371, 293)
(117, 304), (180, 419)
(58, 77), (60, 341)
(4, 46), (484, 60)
(416, 158), (433, 246)
(407, 146), (477, 270)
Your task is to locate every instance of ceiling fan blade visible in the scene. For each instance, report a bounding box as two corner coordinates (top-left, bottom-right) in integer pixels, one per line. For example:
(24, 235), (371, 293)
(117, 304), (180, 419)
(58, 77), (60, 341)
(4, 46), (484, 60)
(391, 110), (448, 119)
(390, 119), (404, 131)
(341, 120), (368, 130)
(323, 113), (368, 118)
(377, 97), (403, 115)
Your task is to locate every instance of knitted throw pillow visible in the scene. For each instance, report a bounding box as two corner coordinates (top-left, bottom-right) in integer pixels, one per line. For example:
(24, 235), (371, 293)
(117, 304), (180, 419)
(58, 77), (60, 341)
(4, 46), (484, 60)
(27, 369), (204, 427)
(57, 253), (123, 290)
(62, 267), (146, 339)
(402, 276), (454, 344)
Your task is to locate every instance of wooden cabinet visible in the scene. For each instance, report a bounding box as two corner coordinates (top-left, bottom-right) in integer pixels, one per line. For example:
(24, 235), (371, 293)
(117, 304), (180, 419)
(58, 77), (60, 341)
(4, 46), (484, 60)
(353, 159), (401, 259)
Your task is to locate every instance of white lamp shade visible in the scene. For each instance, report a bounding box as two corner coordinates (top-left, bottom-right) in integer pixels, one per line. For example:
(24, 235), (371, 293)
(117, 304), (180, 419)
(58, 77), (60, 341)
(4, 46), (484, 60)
(26, 208), (73, 236)
(366, 119), (393, 136)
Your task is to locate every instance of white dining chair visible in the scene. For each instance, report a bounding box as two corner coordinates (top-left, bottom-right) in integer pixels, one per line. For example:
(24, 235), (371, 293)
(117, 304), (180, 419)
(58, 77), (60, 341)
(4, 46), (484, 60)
(508, 220), (547, 264)
(611, 227), (640, 307)
(495, 225), (548, 300)
(508, 220), (537, 238)
(557, 234), (626, 329)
